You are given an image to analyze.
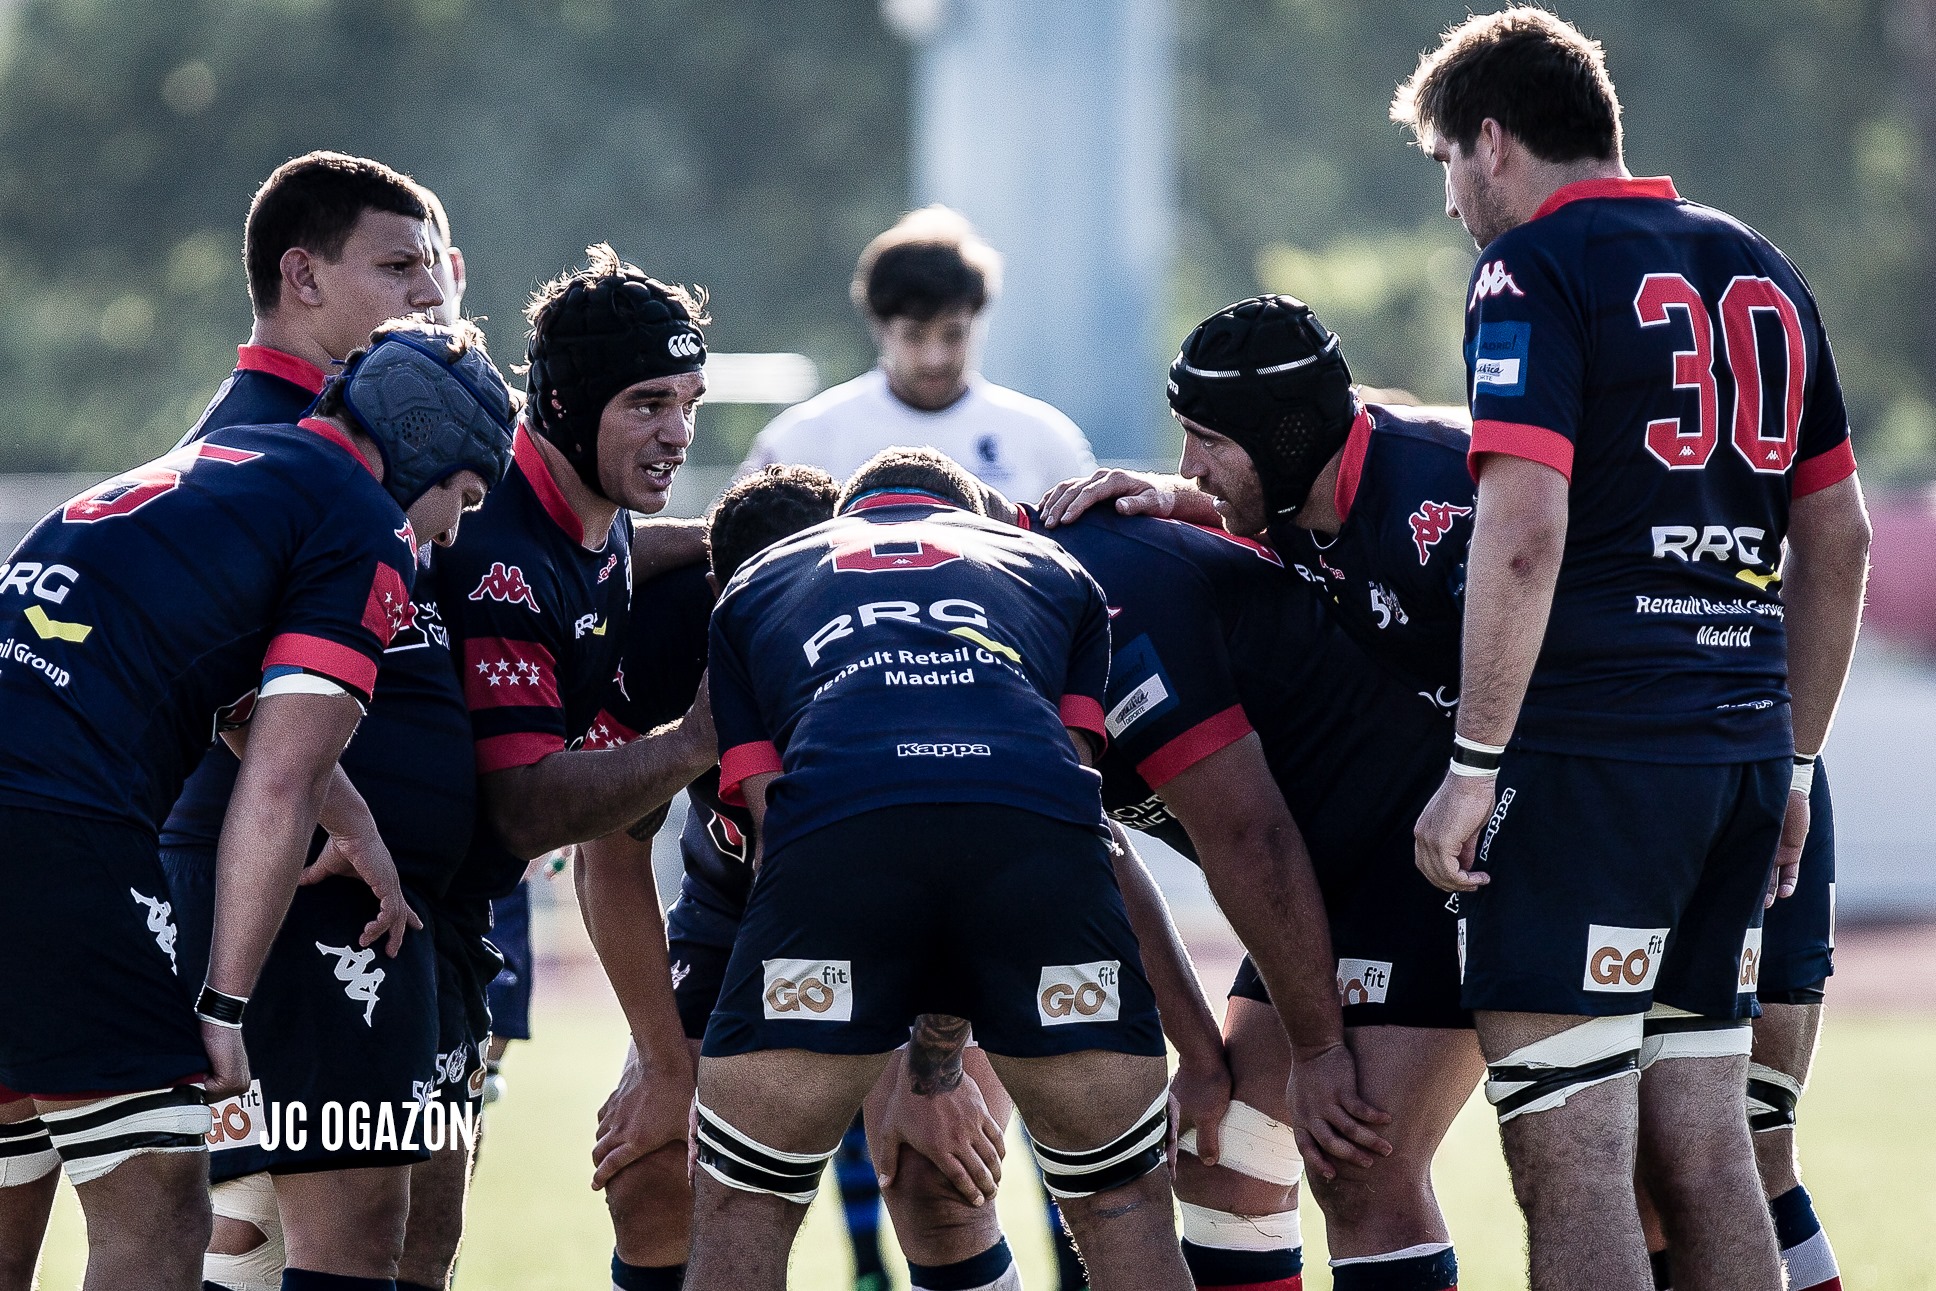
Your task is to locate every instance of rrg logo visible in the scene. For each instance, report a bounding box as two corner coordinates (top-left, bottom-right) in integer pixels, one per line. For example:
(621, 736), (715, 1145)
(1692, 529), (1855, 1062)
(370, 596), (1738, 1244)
(1038, 961), (1120, 1026)
(762, 959), (853, 1021)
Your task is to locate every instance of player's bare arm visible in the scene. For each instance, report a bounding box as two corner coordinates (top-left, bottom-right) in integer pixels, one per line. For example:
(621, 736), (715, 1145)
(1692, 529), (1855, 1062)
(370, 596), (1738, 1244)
(1414, 455), (1567, 894)
(203, 689), (367, 1095)
(1040, 469), (1220, 529)
(1770, 475), (1871, 900)
(484, 675), (716, 859)
(871, 1014), (1006, 1206)
(631, 516), (709, 582)
(1156, 733), (1393, 1176)
(575, 827), (697, 1189)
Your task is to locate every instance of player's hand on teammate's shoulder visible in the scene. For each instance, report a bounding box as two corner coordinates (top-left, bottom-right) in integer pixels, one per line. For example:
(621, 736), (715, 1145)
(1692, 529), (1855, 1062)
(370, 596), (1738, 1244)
(1167, 1047), (1233, 1171)
(302, 819), (424, 957)
(591, 1040), (697, 1191)
(1287, 1042), (1392, 1182)
(1040, 469), (1188, 528)
(869, 1057), (1005, 1208)
(1413, 770), (1495, 895)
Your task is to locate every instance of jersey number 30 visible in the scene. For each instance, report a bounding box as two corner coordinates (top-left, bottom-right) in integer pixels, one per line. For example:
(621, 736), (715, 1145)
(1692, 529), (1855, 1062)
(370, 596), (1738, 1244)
(1633, 273), (1805, 474)
(62, 443), (262, 523)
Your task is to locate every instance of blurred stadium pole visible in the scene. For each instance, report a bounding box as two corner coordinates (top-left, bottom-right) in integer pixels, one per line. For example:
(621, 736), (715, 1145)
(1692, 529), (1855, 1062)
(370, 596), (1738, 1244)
(886, 0), (1175, 463)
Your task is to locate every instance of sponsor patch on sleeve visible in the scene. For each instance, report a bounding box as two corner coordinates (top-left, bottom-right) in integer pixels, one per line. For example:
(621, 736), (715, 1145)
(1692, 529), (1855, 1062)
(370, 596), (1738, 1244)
(1104, 635), (1178, 739)
(1473, 321), (1530, 396)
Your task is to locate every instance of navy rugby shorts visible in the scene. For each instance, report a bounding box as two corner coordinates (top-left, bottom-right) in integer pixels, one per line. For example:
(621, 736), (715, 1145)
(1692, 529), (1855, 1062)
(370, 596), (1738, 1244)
(1758, 757), (1835, 1004)
(704, 804), (1165, 1060)
(0, 804), (207, 1096)
(429, 897), (499, 1111)
(1230, 822), (1470, 1029)
(666, 873), (744, 1042)
(1460, 750), (1787, 1019)
(485, 881), (534, 1043)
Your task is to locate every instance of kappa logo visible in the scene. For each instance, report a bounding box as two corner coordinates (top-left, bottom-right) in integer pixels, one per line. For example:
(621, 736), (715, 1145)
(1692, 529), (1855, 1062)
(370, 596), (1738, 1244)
(1738, 927), (1763, 992)
(1469, 259), (1525, 309)
(669, 960), (692, 991)
(597, 552), (618, 583)
(1477, 786), (1516, 864)
(468, 563), (540, 611)
(316, 943), (386, 1025)
(1038, 962), (1121, 1026)
(1337, 958), (1393, 1007)
(1582, 925), (1669, 993)
(130, 888), (178, 972)
(1409, 500), (1474, 565)
(667, 331), (702, 360)
(762, 960), (853, 1020)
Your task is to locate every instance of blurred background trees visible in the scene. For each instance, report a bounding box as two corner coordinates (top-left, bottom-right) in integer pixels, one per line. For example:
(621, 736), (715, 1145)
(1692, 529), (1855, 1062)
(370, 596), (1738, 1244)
(0, 0), (1930, 477)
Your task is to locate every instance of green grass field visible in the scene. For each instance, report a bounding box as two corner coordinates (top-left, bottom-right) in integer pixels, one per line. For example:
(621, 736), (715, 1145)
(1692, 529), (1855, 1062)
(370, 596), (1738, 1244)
(33, 1003), (1936, 1289)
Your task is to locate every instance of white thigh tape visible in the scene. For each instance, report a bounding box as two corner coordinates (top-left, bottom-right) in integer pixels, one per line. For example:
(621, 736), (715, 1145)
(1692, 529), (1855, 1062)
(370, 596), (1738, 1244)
(1331, 1241), (1453, 1268)
(1640, 1004), (1752, 1068)
(1176, 1099), (1303, 1187)
(39, 1086), (209, 1185)
(1746, 1062), (1804, 1133)
(203, 1217), (285, 1291)
(1484, 1013), (1642, 1123)
(1178, 1201), (1302, 1251)
(210, 1171), (282, 1232)
(693, 1101), (834, 1205)
(0, 1116), (59, 1186)
(1030, 1091), (1169, 1200)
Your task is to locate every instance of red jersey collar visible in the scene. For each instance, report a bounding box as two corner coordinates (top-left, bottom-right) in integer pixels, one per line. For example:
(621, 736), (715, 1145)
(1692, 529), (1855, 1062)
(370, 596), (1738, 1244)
(297, 417), (377, 479)
(1533, 175), (1679, 221)
(847, 490), (962, 514)
(512, 424), (591, 546)
(237, 344), (328, 395)
(1332, 407), (1375, 524)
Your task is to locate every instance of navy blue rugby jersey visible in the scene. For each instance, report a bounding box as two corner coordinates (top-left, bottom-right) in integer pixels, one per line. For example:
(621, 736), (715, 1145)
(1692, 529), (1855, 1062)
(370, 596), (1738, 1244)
(0, 419), (415, 830)
(161, 347), (476, 897)
(1463, 176), (1858, 762)
(1267, 403), (1474, 704)
(602, 563), (756, 907)
(438, 424), (632, 904)
(1021, 508), (1449, 872)
(710, 494), (1111, 858)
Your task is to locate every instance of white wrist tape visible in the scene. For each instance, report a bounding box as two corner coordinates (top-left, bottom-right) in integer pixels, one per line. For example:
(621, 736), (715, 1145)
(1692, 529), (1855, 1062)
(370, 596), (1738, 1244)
(1176, 1099), (1304, 1187)
(1791, 754), (1818, 797)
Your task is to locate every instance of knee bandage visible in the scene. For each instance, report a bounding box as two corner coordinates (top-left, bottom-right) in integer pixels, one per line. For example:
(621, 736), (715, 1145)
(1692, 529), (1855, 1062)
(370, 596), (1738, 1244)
(693, 1102), (835, 1204)
(1746, 1062), (1803, 1133)
(1484, 1013), (1641, 1123)
(204, 1172), (285, 1291)
(1178, 1200), (1302, 1250)
(1639, 1004), (1753, 1068)
(1176, 1099), (1303, 1187)
(0, 1115), (59, 1186)
(39, 1085), (208, 1185)
(1029, 1091), (1168, 1200)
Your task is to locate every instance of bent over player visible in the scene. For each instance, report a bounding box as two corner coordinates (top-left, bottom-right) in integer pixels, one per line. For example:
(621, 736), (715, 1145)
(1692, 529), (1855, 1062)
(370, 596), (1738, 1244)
(0, 317), (510, 1291)
(687, 449), (1190, 1291)
(1395, 11), (1870, 1290)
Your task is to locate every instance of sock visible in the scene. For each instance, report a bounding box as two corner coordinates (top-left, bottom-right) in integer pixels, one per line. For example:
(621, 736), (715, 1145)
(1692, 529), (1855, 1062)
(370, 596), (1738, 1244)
(1648, 1248), (1673, 1290)
(1330, 1243), (1457, 1291)
(610, 1253), (685, 1291)
(1181, 1238), (1303, 1288)
(834, 1115), (887, 1286)
(909, 1238), (1021, 1291)
(1046, 1193), (1087, 1289)
(279, 1273), (395, 1291)
(1770, 1185), (1841, 1291)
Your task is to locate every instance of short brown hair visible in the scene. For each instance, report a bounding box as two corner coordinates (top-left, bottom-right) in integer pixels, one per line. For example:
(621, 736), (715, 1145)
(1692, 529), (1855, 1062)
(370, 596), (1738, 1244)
(708, 464), (839, 584)
(851, 206), (1003, 323)
(837, 447), (985, 515)
(1392, 8), (1622, 164)
(245, 151), (429, 313)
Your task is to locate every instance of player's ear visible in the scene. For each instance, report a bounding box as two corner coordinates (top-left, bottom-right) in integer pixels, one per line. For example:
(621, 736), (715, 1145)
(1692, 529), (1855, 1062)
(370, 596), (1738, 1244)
(448, 246), (468, 297)
(281, 246), (324, 308)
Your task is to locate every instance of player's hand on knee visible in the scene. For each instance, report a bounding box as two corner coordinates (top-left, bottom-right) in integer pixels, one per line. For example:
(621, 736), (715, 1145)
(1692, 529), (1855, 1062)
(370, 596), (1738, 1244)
(1040, 469), (1174, 527)
(1168, 1050), (1233, 1170)
(1767, 788), (1810, 907)
(306, 824), (423, 957)
(871, 1069), (1004, 1207)
(1413, 770), (1494, 893)
(591, 1043), (696, 1190)
(201, 1019), (252, 1099)
(1288, 1042), (1391, 1181)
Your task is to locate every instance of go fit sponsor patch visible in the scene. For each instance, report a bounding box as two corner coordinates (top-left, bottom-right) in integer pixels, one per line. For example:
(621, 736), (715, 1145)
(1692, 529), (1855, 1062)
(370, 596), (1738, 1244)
(1582, 925), (1669, 993)
(1037, 961), (1121, 1025)
(762, 959), (854, 1021)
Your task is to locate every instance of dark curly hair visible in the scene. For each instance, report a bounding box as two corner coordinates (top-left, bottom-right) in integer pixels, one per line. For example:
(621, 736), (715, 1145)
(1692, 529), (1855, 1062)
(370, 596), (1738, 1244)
(708, 464), (839, 583)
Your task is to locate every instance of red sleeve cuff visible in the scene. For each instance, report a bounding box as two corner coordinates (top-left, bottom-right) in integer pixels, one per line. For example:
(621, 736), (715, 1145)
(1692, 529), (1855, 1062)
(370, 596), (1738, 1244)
(1793, 439), (1857, 498)
(1059, 695), (1108, 746)
(475, 731), (566, 775)
(718, 741), (782, 806)
(1470, 420), (1575, 482)
(263, 633), (378, 701)
(1135, 705), (1254, 789)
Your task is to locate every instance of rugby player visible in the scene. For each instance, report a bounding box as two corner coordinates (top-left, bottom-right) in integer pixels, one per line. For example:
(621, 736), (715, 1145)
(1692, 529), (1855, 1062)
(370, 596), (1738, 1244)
(415, 245), (720, 1287)
(686, 447), (1189, 1291)
(0, 316), (510, 1291)
(1393, 11), (1871, 1289)
(155, 153), (460, 1291)
(738, 205), (1097, 501)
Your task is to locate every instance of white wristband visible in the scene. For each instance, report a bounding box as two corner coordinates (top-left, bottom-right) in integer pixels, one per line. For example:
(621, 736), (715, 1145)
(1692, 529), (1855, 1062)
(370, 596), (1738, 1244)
(1791, 754), (1818, 797)
(1447, 758), (1499, 779)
